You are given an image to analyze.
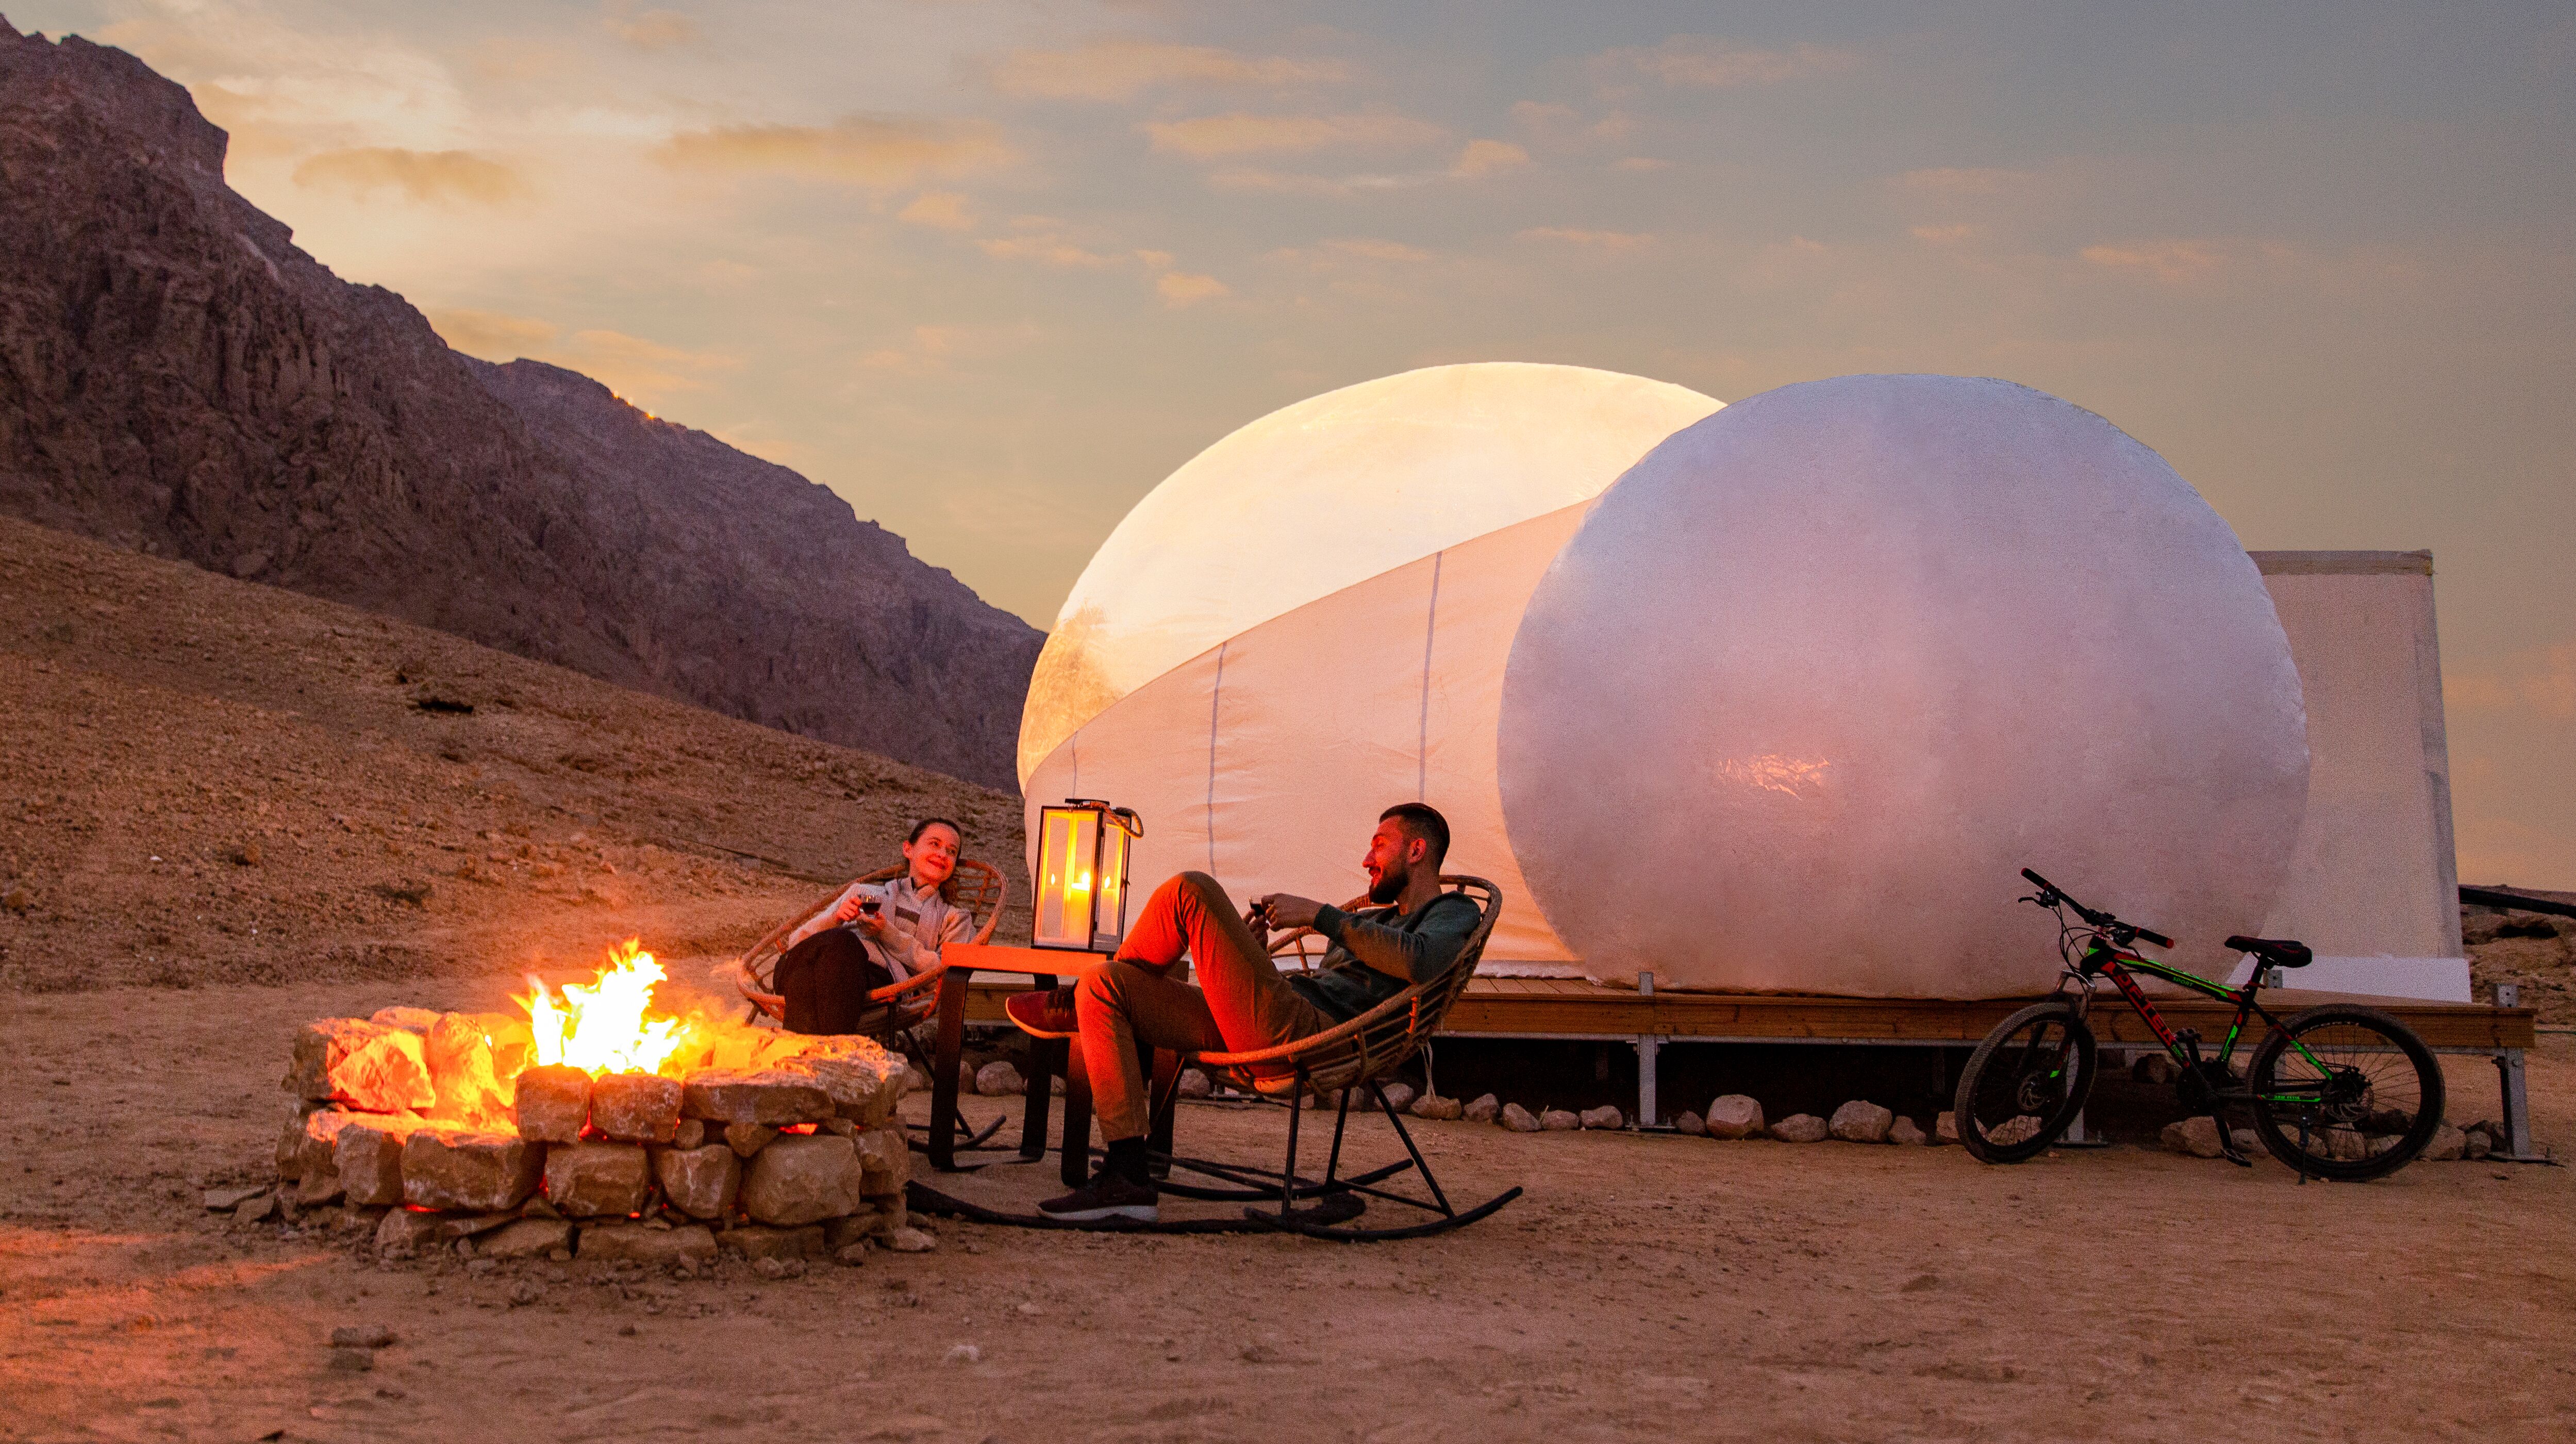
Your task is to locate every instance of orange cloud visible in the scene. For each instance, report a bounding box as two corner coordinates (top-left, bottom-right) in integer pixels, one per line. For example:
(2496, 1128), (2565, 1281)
(2450, 644), (2576, 720)
(556, 329), (741, 400)
(1156, 272), (1230, 307)
(1141, 110), (1443, 158)
(2079, 239), (2230, 285)
(899, 191), (977, 230)
(426, 308), (560, 359)
(292, 147), (525, 205)
(1898, 166), (2035, 196)
(991, 40), (1348, 101)
(658, 116), (1015, 189)
(975, 235), (1124, 268)
(1450, 139), (1530, 177)
(1600, 36), (1862, 88)
(1519, 226), (1653, 251)
(603, 1), (696, 50)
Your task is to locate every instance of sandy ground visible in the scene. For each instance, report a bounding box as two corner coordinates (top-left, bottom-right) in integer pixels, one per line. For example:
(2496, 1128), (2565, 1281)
(3, 974), (2571, 1444)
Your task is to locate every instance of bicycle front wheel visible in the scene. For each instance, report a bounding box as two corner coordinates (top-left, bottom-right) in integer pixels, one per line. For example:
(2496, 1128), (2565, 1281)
(1954, 1000), (2097, 1164)
(2248, 1005), (2445, 1182)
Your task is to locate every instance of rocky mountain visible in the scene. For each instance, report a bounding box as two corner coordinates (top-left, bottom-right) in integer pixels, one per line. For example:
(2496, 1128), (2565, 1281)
(0, 21), (1041, 788)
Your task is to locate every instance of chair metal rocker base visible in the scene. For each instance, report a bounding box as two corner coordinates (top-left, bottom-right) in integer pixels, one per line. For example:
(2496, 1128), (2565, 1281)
(904, 1178), (1284, 1235)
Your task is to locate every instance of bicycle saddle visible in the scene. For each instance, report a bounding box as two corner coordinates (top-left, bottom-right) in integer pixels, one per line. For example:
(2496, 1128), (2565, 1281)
(2224, 936), (2313, 969)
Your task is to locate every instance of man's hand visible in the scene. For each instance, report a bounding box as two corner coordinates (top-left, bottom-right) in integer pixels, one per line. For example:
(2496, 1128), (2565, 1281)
(1256, 893), (1326, 931)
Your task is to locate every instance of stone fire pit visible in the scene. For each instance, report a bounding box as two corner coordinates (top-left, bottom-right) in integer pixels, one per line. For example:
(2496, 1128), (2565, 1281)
(276, 990), (911, 1268)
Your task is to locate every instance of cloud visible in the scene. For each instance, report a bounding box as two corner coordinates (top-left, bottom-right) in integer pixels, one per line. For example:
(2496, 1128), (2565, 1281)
(990, 40), (1347, 102)
(975, 235), (1125, 268)
(1450, 139), (1530, 177)
(1511, 101), (1580, 133)
(1897, 167), (2035, 196)
(1598, 36), (1862, 88)
(2079, 239), (2231, 286)
(426, 308), (560, 359)
(555, 328), (742, 400)
(1141, 110), (1443, 158)
(1518, 226), (1653, 252)
(658, 116), (1015, 189)
(1909, 223), (1983, 245)
(603, 1), (697, 50)
(1265, 237), (1437, 268)
(1156, 272), (1231, 307)
(2450, 644), (2576, 720)
(856, 322), (1042, 376)
(1612, 156), (1671, 172)
(899, 191), (977, 230)
(291, 147), (526, 205)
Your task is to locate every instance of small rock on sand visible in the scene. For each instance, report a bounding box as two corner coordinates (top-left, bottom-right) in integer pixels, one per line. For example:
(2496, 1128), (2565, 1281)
(1175, 1068), (1213, 1099)
(1672, 1111), (1704, 1136)
(1462, 1093), (1501, 1124)
(1409, 1094), (1464, 1121)
(974, 1061), (1025, 1097)
(330, 1324), (395, 1349)
(1888, 1117), (1929, 1146)
(1829, 1101), (1894, 1144)
(1377, 1082), (1417, 1113)
(328, 1347), (374, 1372)
(1539, 1108), (1581, 1132)
(1769, 1114), (1829, 1143)
(1704, 1096), (1765, 1140)
(885, 1226), (938, 1253)
(1499, 1103), (1542, 1133)
(1577, 1105), (1623, 1130)
(2423, 1122), (2466, 1161)
(2161, 1116), (2224, 1158)
(1933, 1111), (1959, 1145)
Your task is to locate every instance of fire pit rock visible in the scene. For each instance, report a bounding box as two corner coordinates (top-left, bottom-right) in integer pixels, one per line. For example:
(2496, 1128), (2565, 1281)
(579, 1221), (718, 1266)
(590, 1072), (684, 1143)
(682, 1069), (836, 1127)
(402, 1128), (543, 1213)
(742, 1134), (868, 1226)
(513, 1066), (591, 1142)
(334, 1113), (433, 1207)
(654, 1144), (742, 1219)
(544, 1142), (652, 1217)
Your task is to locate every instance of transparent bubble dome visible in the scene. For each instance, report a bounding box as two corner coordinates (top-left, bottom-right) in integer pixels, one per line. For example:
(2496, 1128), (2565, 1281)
(1498, 375), (2309, 994)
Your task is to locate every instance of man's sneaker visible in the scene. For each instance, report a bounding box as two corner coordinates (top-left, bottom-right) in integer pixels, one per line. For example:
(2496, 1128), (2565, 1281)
(1037, 1169), (1159, 1224)
(1005, 985), (1078, 1039)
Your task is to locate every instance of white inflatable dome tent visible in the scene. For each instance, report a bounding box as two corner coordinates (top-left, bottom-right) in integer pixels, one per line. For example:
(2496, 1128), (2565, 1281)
(1021, 367), (2472, 1001)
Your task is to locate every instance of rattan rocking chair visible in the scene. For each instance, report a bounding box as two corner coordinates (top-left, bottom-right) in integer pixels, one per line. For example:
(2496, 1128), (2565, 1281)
(1034, 875), (1520, 1240)
(733, 858), (1008, 1150)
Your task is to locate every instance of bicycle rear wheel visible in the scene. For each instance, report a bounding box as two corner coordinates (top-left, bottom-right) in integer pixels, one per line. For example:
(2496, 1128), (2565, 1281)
(2248, 1005), (2444, 1182)
(1954, 1000), (2097, 1164)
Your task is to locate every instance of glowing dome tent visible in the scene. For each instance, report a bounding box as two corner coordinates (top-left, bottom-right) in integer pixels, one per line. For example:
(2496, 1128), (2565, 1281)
(1018, 363), (1721, 966)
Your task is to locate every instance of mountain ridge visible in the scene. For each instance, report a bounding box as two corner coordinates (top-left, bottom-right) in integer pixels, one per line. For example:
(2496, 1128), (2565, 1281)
(0, 19), (1040, 787)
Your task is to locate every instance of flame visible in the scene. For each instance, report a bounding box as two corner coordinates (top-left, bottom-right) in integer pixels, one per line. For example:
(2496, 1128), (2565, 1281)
(517, 938), (686, 1076)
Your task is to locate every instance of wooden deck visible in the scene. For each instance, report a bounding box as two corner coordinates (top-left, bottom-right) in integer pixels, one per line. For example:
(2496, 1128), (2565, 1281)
(958, 973), (2536, 1051)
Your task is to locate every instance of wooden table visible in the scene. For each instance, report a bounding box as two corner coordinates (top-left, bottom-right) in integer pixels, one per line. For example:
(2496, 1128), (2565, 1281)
(923, 943), (1106, 1172)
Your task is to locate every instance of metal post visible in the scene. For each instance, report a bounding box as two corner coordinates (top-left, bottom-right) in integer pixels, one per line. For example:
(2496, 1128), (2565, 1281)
(2493, 983), (2546, 1163)
(1635, 971), (1658, 1129)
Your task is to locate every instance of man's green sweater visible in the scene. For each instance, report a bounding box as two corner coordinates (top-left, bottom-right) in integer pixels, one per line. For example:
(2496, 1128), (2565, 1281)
(1284, 891), (1483, 1023)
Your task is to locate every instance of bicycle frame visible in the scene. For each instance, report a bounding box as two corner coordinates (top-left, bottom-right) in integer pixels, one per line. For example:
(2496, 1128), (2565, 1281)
(2057, 941), (2338, 1100)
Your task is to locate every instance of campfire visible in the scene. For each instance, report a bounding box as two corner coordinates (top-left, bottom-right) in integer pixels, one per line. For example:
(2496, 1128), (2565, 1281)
(274, 939), (911, 1267)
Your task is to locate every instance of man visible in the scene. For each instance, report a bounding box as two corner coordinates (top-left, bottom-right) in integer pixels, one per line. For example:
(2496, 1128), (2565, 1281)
(774, 819), (969, 1034)
(1004, 802), (1480, 1222)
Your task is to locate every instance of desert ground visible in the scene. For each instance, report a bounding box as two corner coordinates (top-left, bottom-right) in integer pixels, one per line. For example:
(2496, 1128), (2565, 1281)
(6, 520), (2575, 1442)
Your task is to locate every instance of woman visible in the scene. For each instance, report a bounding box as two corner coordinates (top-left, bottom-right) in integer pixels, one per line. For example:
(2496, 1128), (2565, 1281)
(774, 818), (971, 1035)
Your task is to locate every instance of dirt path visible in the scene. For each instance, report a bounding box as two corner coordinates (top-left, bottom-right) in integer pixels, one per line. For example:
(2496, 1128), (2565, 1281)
(4, 977), (2571, 1443)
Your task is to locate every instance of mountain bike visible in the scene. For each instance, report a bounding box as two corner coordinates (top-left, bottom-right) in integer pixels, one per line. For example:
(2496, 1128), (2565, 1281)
(1953, 868), (2444, 1181)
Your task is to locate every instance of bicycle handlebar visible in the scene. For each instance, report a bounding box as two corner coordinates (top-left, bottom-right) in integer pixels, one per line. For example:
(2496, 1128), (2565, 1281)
(2019, 867), (2172, 949)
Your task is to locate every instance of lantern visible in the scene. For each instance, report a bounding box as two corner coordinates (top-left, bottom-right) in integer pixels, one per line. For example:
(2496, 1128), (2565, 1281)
(1032, 799), (1142, 952)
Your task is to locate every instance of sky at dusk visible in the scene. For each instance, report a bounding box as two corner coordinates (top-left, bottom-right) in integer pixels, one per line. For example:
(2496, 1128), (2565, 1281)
(11, 1), (2574, 885)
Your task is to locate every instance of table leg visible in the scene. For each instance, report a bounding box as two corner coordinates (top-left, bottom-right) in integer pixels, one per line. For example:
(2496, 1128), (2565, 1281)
(1061, 1049), (1094, 1189)
(1017, 973), (1059, 1161)
(928, 965), (973, 1173)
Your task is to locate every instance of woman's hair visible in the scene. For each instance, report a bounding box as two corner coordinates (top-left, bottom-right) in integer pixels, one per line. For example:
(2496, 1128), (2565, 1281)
(907, 817), (964, 846)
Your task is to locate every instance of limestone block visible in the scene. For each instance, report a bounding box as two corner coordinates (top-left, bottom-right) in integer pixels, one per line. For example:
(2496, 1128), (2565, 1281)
(374, 1207), (447, 1258)
(682, 1069), (835, 1125)
(543, 1142), (651, 1218)
(775, 1043), (903, 1125)
(1829, 1101), (1894, 1144)
(1499, 1103), (1542, 1133)
(1463, 1093), (1501, 1124)
(335, 1114), (431, 1207)
(1888, 1117), (1929, 1146)
(855, 1126), (910, 1197)
(827, 1198), (906, 1249)
(742, 1135), (867, 1225)
(470, 1013), (538, 1083)
(401, 1128), (542, 1212)
(720, 1224), (827, 1260)
(370, 1006), (440, 1034)
(285, 1019), (395, 1099)
(424, 1014), (515, 1131)
(1704, 1096), (1765, 1140)
(277, 1112), (309, 1180)
(2160, 1117), (2223, 1157)
(294, 1109), (356, 1204)
(673, 1118), (710, 1150)
(579, 1221), (718, 1265)
(330, 1031), (436, 1113)
(513, 1065), (591, 1143)
(654, 1144), (742, 1220)
(590, 1072), (683, 1143)
(1578, 1105), (1623, 1130)
(477, 1217), (574, 1259)
(725, 1123), (779, 1158)
(1769, 1114), (1829, 1143)
(1410, 1094), (1464, 1121)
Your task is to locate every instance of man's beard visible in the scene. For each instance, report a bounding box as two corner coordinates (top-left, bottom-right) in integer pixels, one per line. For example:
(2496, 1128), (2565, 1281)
(1367, 864), (1407, 905)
